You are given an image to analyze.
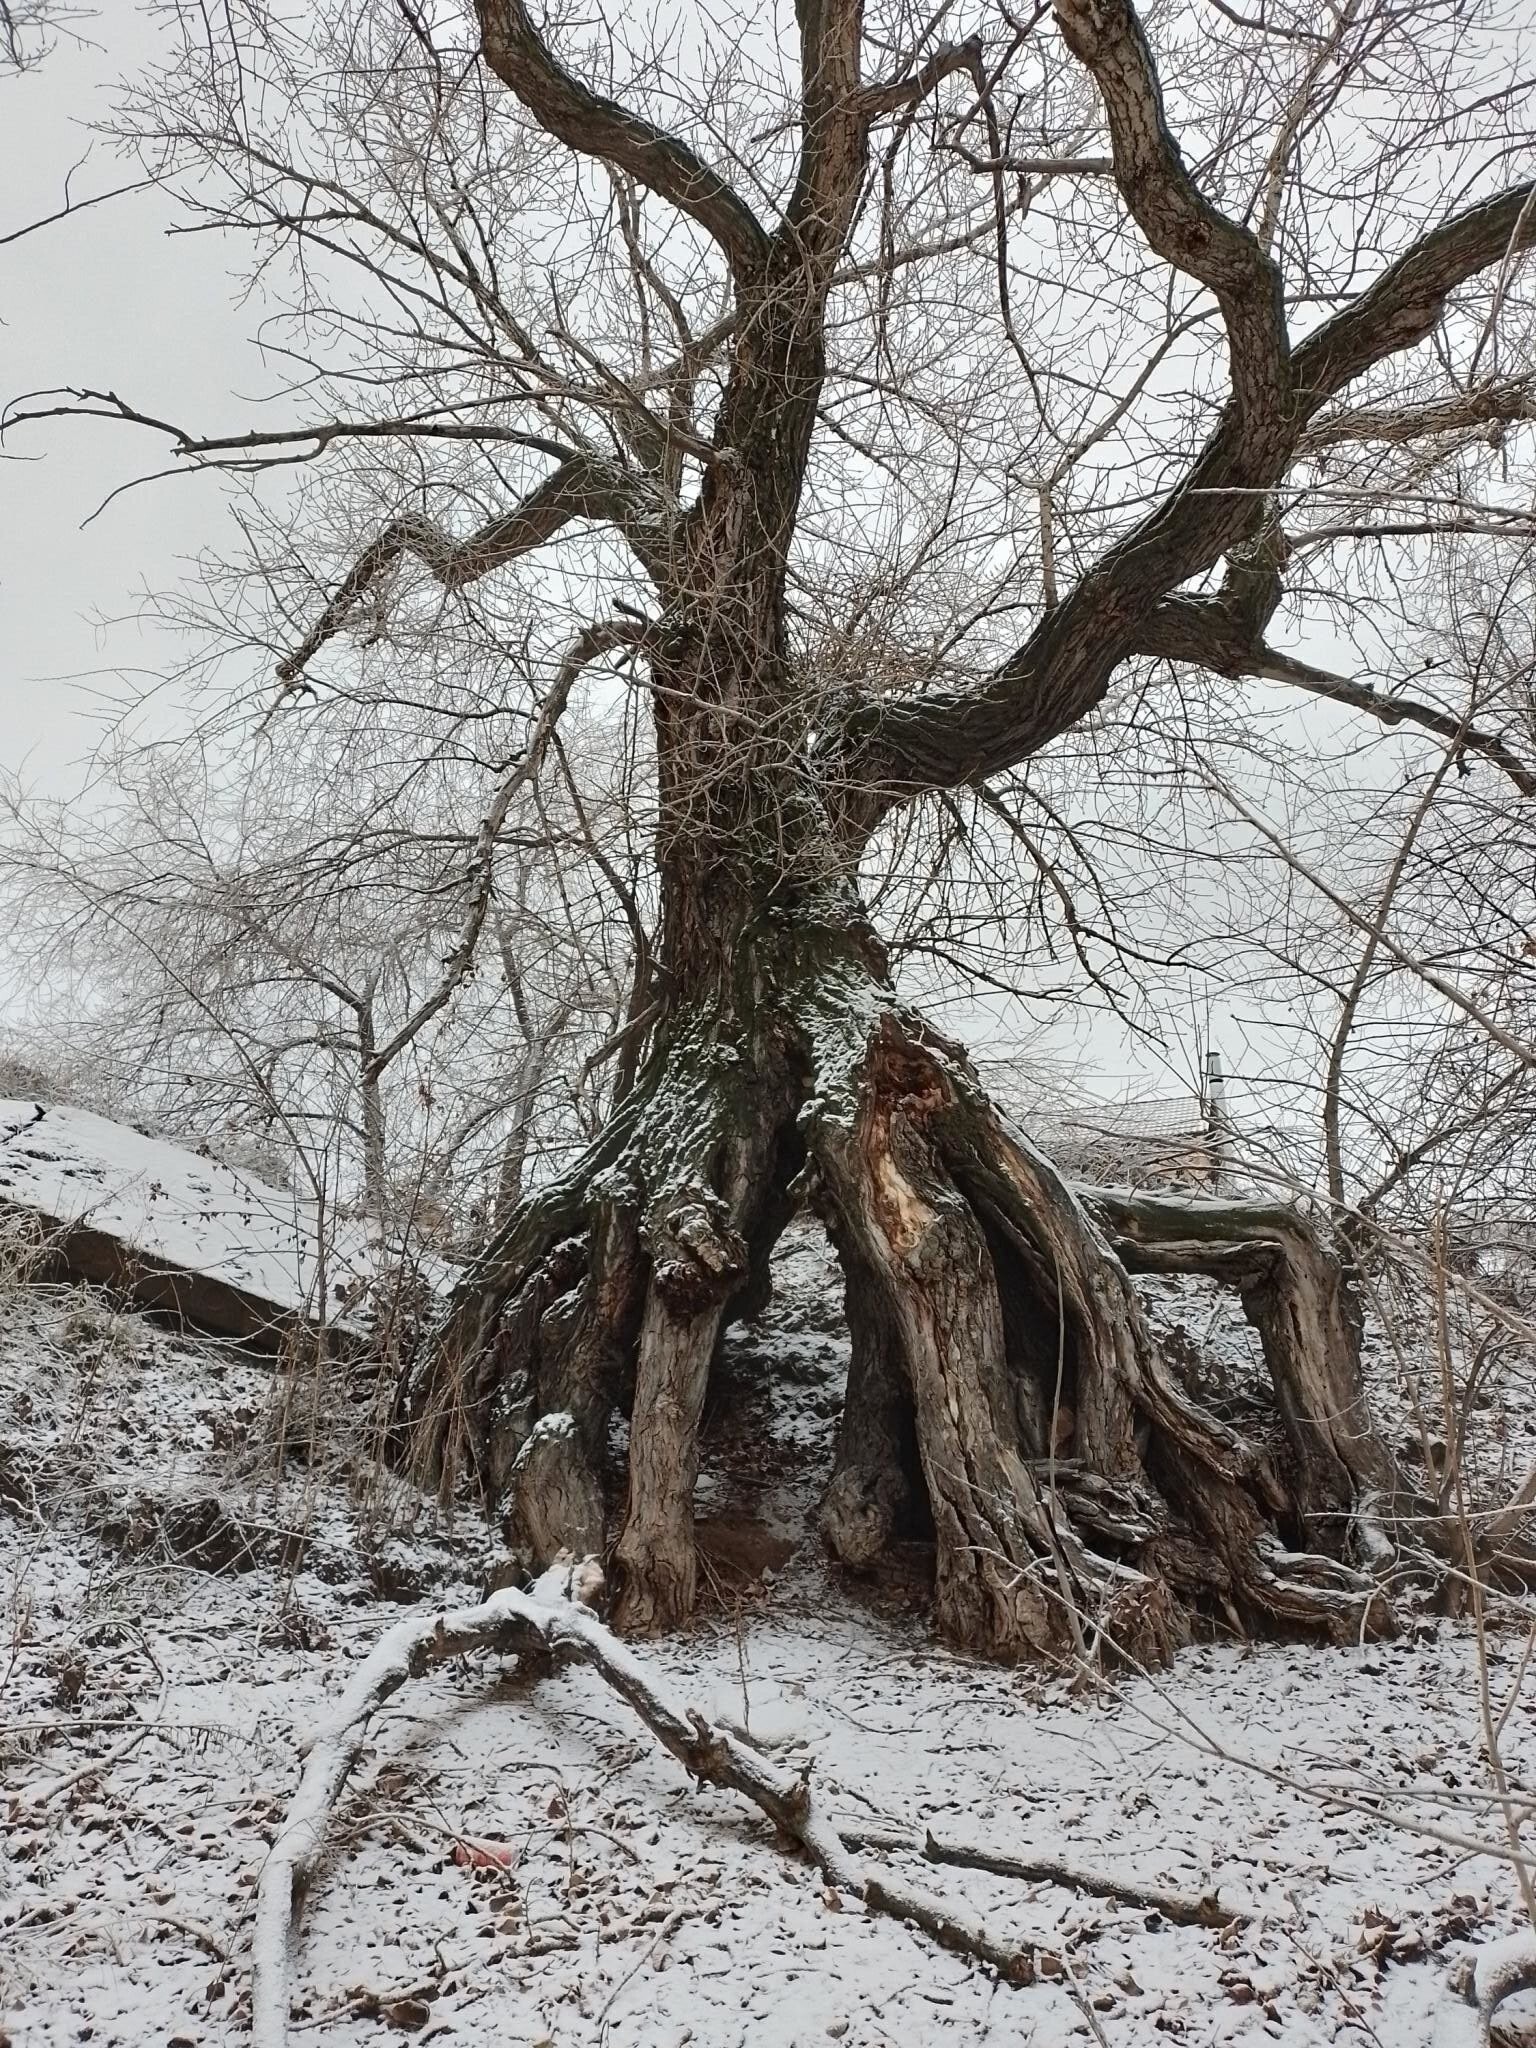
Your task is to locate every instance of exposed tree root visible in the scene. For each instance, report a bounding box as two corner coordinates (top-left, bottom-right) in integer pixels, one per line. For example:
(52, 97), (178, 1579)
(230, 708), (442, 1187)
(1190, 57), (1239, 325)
(399, 1014), (798, 1631)
(612, 1137), (771, 1634)
(1083, 1186), (1402, 1528)
(805, 1010), (1401, 1660)
(402, 961), (1409, 1664)
(816, 1211), (923, 1567)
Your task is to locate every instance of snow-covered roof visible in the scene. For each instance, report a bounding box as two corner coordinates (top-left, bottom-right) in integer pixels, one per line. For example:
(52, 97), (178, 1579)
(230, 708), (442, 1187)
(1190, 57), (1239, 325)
(1059, 1093), (1211, 1144)
(0, 1099), (386, 1338)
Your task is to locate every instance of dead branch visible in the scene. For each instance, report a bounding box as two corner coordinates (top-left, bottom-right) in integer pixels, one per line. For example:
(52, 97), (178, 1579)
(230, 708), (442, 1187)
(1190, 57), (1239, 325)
(250, 1579), (551, 2048)
(273, 456), (656, 686)
(837, 1818), (1251, 1929)
(253, 1563), (1062, 2047)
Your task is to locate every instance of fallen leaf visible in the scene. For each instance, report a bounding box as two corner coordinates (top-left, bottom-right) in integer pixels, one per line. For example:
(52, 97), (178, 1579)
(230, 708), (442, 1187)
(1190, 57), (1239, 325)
(452, 1839), (513, 1870)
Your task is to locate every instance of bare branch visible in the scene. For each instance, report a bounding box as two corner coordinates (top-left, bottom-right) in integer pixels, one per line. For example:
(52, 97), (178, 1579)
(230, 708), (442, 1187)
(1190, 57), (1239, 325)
(831, 168), (1536, 816)
(0, 178), (153, 248)
(1293, 181), (1536, 402)
(274, 456), (659, 686)
(0, 386), (582, 466)
(1053, 0), (1289, 428)
(0, 0), (89, 72)
(941, 145), (1113, 177)
(859, 37), (985, 119)
(359, 619), (647, 1082)
(475, 0), (770, 288)
(1134, 539), (1536, 794)
(1300, 382), (1536, 453)
(1205, 768), (1536, 1072)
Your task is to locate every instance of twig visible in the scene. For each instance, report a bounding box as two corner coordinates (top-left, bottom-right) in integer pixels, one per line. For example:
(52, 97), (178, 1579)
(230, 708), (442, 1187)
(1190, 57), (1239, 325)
(596, 1904), (685, 2030)
(24, 1673), (170, 1807)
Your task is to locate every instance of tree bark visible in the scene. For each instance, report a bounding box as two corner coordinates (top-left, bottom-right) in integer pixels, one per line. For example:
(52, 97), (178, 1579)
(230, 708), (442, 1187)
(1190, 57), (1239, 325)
(404, 886), (1407, 1661)
(355, 999), (388, 1227)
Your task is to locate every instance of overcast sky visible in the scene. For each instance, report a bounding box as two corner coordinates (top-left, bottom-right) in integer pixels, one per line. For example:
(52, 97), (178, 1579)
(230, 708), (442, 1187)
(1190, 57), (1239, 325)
(2, 10), (262, 795)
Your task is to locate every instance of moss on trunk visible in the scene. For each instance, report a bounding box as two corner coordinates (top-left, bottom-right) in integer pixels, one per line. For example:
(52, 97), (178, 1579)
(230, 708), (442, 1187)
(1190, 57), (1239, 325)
(404, 907), (1410, 1662)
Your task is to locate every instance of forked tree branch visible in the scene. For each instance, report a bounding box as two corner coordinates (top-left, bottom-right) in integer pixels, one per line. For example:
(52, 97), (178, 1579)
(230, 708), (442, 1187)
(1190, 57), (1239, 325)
(1052, 0), (1289, 430)
(1194, 649), (1534, 796)
(859, 36), (985, 119)
(253, 1565), (1047, 2048)
(830, 54), (1536, 821)
(1292, 182), (1536, 401)
(475, 0), (771, 288)
(779, 0), (883, 291)
(1134, 540), (1536, 793)
(273, 455), (659, 685)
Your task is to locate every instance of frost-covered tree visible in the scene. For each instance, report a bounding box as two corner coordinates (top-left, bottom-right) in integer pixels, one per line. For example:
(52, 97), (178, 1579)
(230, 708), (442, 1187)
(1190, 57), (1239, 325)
(0, 715), (636, 1232)
(10, 0), (1536, 1658)
(0, 0), (85, 73)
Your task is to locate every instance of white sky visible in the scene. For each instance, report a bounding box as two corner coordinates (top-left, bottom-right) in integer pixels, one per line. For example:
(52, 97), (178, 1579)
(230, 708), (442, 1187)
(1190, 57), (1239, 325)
(1, 10), (261, 794)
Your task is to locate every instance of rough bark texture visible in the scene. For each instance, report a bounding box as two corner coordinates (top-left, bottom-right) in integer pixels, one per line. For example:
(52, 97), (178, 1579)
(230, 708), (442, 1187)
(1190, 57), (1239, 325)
(375, 0), (1528, 1661)
(816, 1210), (923, 1568)
(403, 913), (1408, 1663)
(1087, 1188), (1400, 1541)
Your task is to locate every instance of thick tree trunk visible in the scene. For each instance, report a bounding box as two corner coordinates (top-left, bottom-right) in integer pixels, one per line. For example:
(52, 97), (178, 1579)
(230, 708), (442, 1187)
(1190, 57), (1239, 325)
(402, 876), (1409, 1663)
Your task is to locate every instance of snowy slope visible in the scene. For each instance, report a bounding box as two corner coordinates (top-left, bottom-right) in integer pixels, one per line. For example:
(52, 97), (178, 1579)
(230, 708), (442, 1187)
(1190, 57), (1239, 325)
(3, 1238), (1535, 2047)
(0, 1100), (393, 1339)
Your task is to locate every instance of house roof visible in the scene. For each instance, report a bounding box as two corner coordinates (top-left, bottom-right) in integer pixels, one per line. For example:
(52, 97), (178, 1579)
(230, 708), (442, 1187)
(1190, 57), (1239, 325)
(1059, 1093), (1210, 1144)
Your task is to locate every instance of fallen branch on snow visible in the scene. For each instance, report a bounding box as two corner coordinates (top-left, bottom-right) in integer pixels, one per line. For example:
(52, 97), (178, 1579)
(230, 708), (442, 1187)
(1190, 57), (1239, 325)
(837, 1817), (1251, 1928)
(253, 1561), (1242, 2044)
(1441, 1931), (1536, 2045)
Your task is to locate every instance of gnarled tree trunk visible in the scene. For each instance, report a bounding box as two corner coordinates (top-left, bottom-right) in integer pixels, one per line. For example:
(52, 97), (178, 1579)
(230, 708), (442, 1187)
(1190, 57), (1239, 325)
(402, 878), (1410, 1664)
(366, 0), (1515, 1665)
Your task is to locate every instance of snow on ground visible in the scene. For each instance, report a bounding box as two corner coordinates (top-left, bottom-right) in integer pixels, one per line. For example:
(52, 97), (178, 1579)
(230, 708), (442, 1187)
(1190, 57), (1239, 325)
(0, 1101), (426, 1336)
(3, 1228), (1535, 2048)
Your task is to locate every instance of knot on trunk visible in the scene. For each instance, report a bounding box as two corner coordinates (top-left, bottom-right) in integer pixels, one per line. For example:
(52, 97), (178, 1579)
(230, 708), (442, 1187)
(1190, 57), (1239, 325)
(647, 1190), (748, 1314)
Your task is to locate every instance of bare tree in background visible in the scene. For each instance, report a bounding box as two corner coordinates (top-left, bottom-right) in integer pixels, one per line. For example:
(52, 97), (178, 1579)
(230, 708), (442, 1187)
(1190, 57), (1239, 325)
(1203, 534), (1536, 1239)
(0, 704), (635, 1233)
(10, 0), (1536, 1658)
